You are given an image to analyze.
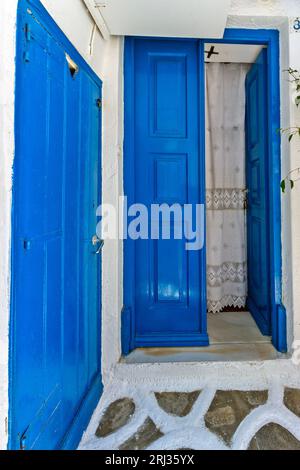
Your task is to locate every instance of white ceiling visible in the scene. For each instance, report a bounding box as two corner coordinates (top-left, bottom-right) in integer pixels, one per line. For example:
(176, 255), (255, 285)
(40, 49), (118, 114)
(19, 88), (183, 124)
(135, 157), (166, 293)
(204, 43), (264, 63)
(91, 0), (231, 38)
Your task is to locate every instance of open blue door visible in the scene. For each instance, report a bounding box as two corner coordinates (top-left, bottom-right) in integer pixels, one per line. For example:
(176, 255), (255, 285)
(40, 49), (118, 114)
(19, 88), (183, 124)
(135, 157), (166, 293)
(124, 38), (208, 349)
(245, 49), (271, 335)
(10, 1), (102, 450)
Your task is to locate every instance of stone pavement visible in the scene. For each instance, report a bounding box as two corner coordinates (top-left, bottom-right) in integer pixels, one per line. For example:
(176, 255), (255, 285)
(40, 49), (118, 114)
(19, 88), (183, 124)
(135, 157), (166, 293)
(79, 385), (300, 450)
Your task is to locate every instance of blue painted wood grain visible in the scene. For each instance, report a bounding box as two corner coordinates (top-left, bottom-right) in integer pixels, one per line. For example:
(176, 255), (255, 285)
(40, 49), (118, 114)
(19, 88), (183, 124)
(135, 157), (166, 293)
(9, 0), (103, 450)
(124, 38), (208, 348)
(246, 49), (271, 335)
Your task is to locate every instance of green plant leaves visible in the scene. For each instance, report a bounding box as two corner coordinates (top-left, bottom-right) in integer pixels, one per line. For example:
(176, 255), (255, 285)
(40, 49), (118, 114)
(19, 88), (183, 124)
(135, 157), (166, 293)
(281, 69), (300, 192)
(281, 179), (295, 192)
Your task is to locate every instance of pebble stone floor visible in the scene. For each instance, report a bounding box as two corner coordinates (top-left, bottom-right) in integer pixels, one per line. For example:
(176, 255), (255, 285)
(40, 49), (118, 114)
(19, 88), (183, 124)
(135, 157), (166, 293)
(79, 386), (300, 450)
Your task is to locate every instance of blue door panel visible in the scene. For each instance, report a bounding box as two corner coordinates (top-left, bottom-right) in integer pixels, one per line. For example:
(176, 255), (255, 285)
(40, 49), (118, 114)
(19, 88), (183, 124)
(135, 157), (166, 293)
(125, 38), (208, 348)
(63, 71), (81, 427)
(246, 49), (271, 335)
(82, 75), (102, 388)
(10, 1), (102, 450)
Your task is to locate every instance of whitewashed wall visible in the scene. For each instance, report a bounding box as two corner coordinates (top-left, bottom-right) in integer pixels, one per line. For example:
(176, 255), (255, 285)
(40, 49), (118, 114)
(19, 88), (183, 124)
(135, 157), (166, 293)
(41, 0), (106, 77)
(1, 0), (300, 451)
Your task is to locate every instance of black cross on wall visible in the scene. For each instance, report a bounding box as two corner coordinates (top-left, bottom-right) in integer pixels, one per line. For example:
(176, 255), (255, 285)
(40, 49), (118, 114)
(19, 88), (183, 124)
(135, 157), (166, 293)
(205, 46), (219, 59)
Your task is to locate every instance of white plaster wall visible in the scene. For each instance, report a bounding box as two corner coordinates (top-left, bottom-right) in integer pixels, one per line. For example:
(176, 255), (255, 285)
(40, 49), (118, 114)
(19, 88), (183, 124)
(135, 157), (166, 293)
(100, 36), (124, 382)
(287, 29), (300, 344)
(41, 0), (106, 78)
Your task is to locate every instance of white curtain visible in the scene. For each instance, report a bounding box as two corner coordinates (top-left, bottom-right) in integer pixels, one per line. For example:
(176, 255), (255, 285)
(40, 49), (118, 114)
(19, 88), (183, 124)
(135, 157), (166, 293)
(205, 63), (249, 313)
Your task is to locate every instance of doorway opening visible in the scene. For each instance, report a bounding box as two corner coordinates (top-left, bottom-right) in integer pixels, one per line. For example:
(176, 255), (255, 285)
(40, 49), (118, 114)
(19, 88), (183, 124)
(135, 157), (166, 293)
(122, 30), (286, 361)
(205, 42), (273, 359)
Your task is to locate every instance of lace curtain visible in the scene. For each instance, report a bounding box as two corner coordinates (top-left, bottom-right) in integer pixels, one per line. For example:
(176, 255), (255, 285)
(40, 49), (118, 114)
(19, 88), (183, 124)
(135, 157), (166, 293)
(205, 63), (249, 313)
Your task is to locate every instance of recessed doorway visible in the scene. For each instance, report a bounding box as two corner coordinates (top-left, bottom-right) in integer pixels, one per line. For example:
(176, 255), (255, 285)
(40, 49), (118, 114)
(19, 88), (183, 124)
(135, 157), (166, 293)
(122, 29), (286, 358)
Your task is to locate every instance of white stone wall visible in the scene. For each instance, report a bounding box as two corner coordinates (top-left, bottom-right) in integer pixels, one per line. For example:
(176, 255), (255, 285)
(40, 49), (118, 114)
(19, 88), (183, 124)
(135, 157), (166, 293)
(1, 0), (300, 451)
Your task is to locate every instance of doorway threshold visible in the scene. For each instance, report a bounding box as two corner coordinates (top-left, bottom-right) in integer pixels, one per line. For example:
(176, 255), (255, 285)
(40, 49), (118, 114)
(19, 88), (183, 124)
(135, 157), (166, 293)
(122, 311), (283, 363)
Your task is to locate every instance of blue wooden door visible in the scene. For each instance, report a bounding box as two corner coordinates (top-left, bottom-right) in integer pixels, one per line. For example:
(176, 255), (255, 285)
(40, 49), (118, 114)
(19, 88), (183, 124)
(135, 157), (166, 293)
(125, 38), (208, 348)
(246, 49), (271, 335)
(10, 1), (102, 450)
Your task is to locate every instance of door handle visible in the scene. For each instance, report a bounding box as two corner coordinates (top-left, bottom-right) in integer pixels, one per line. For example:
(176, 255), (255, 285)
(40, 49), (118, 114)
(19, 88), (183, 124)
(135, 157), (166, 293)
(92, 235), (104, 254)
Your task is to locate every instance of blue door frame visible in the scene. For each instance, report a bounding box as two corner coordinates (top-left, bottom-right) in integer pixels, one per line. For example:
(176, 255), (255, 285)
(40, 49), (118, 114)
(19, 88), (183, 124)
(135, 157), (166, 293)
(10, 0), (103, 450)
(123, 29), (286, 354)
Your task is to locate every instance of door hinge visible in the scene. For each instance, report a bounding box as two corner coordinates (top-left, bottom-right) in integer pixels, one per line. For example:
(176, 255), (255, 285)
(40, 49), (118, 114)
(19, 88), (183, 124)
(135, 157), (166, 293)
(23, 23), (31, 63)
(96, 98), (102, 108)
(25, 23), (31, 42)
(23, 239), (31, 251)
